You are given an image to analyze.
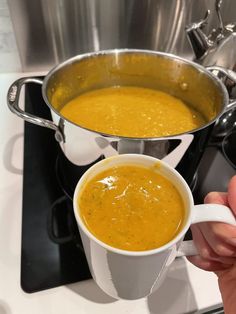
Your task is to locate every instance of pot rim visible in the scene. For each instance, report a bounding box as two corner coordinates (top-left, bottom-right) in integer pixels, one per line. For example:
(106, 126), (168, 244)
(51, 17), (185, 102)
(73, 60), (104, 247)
(41, 48), (229, 140)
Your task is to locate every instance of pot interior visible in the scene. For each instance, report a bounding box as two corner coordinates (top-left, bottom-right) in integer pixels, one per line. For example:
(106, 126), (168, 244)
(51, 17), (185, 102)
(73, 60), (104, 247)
(44, 50), (226, 129)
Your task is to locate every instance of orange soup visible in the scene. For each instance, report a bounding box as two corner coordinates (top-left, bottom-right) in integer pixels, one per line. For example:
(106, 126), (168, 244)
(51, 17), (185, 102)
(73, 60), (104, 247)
(78, 164), (185, 251)
(60, 86), (206, 137)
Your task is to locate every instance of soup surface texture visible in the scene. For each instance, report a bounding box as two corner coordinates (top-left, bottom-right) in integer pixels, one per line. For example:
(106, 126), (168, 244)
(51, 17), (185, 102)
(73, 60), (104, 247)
(78, 164), (185, 251)
(60, 86), (206, 137)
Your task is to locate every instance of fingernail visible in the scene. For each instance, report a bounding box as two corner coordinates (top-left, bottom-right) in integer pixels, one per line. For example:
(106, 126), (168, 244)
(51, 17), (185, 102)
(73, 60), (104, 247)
(226, 238), (236, 246)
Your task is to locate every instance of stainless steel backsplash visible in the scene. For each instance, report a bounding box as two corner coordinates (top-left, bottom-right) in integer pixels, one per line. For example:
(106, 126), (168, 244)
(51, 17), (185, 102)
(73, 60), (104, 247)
(7, 0), (236, 72)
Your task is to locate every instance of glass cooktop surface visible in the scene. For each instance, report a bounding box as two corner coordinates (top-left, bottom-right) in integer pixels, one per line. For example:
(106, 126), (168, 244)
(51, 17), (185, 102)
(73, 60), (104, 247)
(21, 80), (91, 293)
(21, 79), (235, 293)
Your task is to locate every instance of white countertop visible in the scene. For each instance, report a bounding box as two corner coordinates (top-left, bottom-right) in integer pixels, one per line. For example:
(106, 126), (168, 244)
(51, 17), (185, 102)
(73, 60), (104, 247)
(0, 72), (223, 314)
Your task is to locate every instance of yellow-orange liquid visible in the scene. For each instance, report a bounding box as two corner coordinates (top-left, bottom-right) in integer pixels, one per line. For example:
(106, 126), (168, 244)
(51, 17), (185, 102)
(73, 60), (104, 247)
(78, 164), (185, 251)
(60, 86), (206, 137)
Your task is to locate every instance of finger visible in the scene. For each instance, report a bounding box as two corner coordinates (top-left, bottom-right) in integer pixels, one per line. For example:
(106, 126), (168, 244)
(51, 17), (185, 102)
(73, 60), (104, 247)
(228, 175), (236, 216)
(204, 191), (228, 206)
(191, 224), (219, 260)
(200, 222), (236, 242)
(204, 189), (236, 248)
(199, 222), (236, 258)
(191, 224), (236, 264)
(189, 225), (234, 269)
(215, 263), (236, 278)
(187, 255), (231, 272)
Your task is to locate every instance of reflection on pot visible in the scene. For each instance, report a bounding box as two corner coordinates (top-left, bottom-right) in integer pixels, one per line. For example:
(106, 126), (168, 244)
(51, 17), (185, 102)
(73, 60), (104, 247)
(222, 130), (236, 169)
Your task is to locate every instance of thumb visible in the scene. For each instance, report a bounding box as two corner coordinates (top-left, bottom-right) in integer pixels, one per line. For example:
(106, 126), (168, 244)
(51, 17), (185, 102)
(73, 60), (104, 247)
(228, 175), (236, 216)
(204, 191), (228, 206)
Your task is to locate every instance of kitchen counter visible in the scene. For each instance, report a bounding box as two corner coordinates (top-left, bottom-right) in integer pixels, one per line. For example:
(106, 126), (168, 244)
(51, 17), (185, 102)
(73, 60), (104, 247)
(0, 72), (223, 314)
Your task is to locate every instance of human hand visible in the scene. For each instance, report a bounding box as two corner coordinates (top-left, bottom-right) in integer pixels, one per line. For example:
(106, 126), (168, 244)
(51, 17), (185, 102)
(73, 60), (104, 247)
(188, 175), (236, 314)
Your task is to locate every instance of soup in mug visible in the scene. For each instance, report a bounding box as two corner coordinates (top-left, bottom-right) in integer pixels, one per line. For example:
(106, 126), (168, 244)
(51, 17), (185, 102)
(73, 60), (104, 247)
(60, 86), (206, 137)
(78, 164), (185, 251)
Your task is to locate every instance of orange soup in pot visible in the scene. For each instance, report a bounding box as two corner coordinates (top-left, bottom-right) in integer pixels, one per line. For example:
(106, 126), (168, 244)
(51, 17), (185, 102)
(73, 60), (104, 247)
(60, 86), (206, 137)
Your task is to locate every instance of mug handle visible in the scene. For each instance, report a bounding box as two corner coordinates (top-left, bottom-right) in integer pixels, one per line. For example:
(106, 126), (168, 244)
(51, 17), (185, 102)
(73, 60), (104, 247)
(177, 204), (236, 256)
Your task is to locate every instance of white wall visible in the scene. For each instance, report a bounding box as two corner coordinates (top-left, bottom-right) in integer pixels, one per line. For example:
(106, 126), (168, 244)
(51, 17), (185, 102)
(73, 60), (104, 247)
(0, 0), (21, 72)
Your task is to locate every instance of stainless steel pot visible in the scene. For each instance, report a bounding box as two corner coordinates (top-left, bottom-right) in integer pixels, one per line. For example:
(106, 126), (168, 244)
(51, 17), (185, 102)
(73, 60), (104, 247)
(7, 49), (236, 186)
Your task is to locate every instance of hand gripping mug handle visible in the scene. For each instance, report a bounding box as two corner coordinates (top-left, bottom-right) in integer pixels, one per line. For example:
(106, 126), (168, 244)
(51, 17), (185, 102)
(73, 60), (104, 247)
(177, 204), (236, 257)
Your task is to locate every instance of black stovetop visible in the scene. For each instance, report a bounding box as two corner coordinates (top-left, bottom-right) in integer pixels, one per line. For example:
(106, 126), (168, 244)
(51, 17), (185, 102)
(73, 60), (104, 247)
(21, 81), (91, 293)
(21, 80), (235, 293)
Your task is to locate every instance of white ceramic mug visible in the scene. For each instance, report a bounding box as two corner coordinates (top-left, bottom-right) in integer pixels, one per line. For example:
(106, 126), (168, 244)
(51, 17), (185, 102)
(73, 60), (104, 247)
(73, 154), (236, 300)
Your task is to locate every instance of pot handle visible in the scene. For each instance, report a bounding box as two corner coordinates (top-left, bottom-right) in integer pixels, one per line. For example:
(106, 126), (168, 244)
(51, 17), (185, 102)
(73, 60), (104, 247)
(206, 66), (236, 111)
(7, 77), (64, 142)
